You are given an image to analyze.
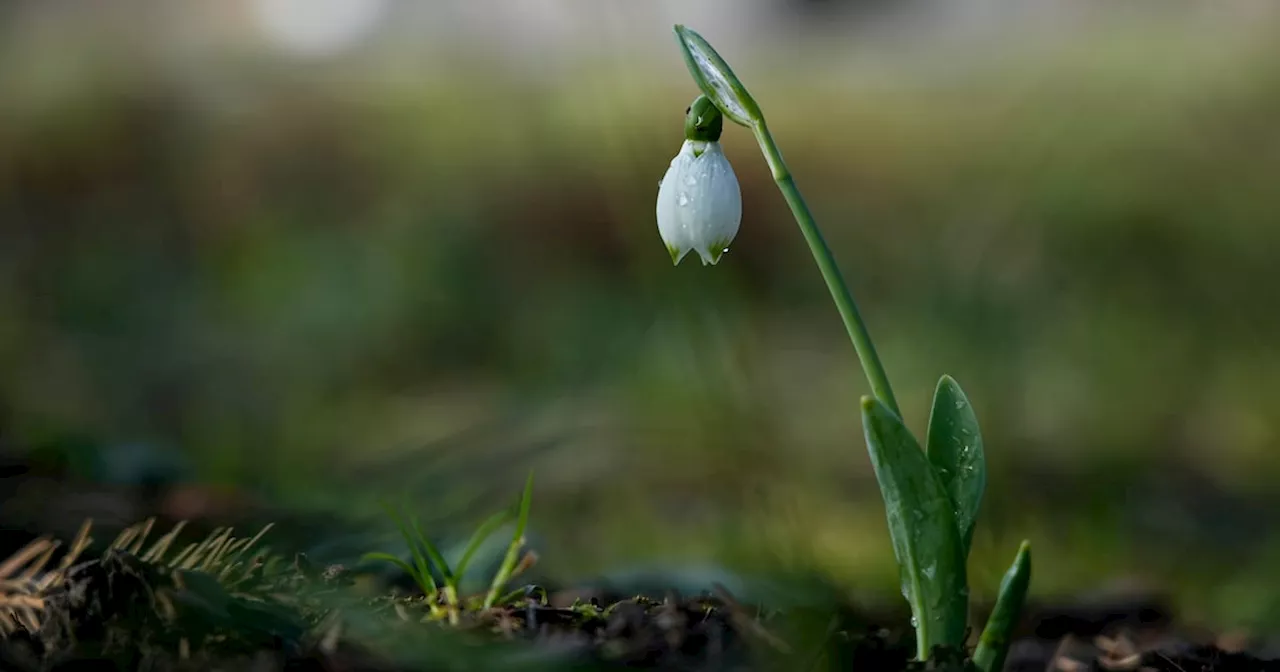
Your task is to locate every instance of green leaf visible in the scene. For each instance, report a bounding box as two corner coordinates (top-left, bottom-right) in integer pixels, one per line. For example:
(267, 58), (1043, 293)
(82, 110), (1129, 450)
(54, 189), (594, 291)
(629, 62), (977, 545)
(483, 470), (535, 609)
(360, 551), (420, 582)
(410, 513), (454, 585)
(925, 375), (986, 555)
(973, 541), (1032, 672)
(861, 396), (968, 659)
(672, 25), (761, 127)
(381, 502), (438, 594)
(514, 469), (534, 542)
(453, 510), (511, 582)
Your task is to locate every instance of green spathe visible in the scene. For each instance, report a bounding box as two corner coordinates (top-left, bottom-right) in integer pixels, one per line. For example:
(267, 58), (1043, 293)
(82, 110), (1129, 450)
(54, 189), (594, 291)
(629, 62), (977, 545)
(673, 25), (759, 127)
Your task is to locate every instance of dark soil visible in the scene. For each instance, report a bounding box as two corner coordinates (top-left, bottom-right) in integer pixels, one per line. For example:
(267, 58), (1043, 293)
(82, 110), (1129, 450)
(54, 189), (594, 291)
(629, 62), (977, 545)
(2, 532), (1279, 672)
(0, 456), (1275, 672)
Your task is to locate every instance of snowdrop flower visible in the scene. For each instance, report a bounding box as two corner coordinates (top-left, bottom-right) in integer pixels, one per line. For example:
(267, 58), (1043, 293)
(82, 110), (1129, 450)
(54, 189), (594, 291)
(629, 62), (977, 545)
(656, 95), (742, 266)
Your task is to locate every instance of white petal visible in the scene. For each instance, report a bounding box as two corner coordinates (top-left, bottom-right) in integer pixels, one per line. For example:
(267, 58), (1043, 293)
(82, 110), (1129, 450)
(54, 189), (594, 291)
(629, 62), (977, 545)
(655, 141), (697, 264)
(655, 141), (742, 266)
(690, 142), (741, 265)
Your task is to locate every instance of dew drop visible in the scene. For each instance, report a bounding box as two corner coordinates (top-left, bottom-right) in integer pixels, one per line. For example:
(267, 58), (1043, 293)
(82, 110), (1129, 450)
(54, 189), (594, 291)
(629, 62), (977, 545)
(922, 564), (936, 580)
(954, 399), (967, 410)
(910, 616), (918, 628)
(678, 194), (690, 206)
(684, 174), (698, 186)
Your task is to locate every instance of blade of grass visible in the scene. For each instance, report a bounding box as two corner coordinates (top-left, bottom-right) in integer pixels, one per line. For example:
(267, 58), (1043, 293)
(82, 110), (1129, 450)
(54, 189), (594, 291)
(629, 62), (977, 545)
(973, 541), (1032, 672)
(453, 510), (512, 582)
(127, 518), (156, 556)
(491, 586), (529, 607)
(142, 521), (188, 563)
(382, 502), (437, 595)
(410, 514), (453, 584)
(410, 513), (460, 621)
(360, 552), (422, 587)
(482, 470), (534, 609)
(15, 541), (59, 583)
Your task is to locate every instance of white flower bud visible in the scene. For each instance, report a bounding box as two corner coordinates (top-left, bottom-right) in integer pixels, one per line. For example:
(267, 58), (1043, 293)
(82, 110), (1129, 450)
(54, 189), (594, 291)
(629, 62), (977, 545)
(655, 139), (742, 266)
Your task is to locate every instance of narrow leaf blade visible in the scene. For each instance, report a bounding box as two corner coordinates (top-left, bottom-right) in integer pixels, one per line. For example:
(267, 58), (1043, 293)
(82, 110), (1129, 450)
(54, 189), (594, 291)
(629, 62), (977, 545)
(383, 502), (437, 594)
(360, 552), (423, 589)
(484, 470), (535, 609)
(926, 375), (986, 554)
(861, 396), (968, 657)
(973, 541), (1032, 672)
(453, 510), (512, 582)
(410, 514), (454, 584)
(513, 469), (534, 541)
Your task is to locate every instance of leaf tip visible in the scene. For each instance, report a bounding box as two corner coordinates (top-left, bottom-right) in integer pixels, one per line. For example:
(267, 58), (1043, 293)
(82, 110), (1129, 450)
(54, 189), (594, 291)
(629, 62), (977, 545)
(1016, 540), (1032, 563)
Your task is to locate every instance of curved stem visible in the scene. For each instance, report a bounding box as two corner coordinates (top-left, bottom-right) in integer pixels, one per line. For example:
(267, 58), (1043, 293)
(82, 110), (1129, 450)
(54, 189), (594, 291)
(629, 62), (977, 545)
(751, 120), (900, 415)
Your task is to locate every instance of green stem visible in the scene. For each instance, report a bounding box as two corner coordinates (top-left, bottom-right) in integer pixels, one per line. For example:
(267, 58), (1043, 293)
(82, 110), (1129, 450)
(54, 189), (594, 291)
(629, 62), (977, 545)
(751, 120), (900, 415)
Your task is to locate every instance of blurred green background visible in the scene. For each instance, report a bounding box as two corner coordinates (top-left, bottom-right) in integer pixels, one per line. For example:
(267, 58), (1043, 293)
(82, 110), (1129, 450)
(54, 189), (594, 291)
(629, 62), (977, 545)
(3, 0), (1280, 634)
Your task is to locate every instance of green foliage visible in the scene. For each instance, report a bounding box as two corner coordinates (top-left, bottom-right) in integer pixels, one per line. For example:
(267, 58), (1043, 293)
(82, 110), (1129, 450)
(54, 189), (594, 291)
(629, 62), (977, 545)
(483, 469), (536, 609)
(363, 470), (537, 622)
(926, 375), (986, 556)
(861, 396), (969, 656)
(973, 541), (1032, 672)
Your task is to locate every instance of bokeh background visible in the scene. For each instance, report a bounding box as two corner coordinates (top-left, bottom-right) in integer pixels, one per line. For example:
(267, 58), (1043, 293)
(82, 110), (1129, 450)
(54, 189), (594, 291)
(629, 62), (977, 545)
(4, 0), (1280, 634)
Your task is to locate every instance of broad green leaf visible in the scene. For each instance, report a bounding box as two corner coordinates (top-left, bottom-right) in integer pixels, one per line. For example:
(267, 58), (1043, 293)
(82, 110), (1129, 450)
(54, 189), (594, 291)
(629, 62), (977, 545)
(973, 541), (1032, 672)
(926, 375), (986, 555)
(861, 396), (968, 658)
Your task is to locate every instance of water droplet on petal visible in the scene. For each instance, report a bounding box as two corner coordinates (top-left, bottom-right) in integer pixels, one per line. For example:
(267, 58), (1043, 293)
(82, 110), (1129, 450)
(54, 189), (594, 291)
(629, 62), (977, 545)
(684, 174), (698, 186)
(678, 194), (690, 206)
